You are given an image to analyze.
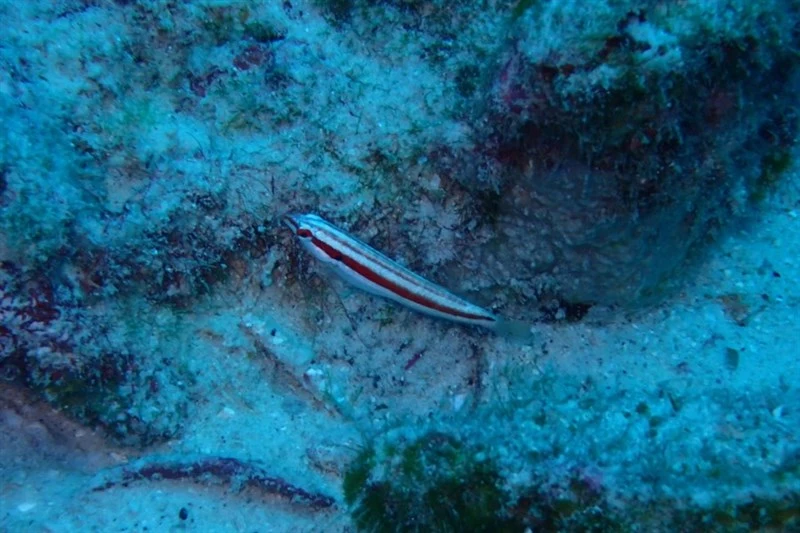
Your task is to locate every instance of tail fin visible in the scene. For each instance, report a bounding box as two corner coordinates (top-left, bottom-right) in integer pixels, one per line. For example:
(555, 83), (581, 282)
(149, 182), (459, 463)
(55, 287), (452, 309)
(492, 317), (535, 342)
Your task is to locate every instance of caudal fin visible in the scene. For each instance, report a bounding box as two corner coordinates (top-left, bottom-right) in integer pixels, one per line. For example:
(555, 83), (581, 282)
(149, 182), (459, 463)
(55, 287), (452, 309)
(492, 318), (535, 342)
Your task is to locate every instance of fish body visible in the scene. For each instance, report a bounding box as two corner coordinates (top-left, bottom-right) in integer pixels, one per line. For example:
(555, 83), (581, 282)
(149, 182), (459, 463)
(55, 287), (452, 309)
(283, 213), (503, 330)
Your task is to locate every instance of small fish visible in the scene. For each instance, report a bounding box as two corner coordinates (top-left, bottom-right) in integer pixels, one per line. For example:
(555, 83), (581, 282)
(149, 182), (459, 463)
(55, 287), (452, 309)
(283, 213), (531, 338)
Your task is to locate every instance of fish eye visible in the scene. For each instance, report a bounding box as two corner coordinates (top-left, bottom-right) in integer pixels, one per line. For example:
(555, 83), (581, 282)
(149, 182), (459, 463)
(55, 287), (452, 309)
(297, 228), (313, 239)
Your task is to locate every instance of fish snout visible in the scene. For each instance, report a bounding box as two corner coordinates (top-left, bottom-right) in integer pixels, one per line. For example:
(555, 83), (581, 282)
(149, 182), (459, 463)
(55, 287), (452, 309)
(282, 213), (302, 234)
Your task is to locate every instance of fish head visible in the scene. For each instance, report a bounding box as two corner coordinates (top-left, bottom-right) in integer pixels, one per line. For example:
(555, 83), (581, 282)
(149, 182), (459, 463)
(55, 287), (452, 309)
(283, 213), (315, 240)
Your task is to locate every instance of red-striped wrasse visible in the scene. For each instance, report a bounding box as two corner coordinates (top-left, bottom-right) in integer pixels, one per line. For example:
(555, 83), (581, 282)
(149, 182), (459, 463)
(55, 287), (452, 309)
(284, 213), (531, 337)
